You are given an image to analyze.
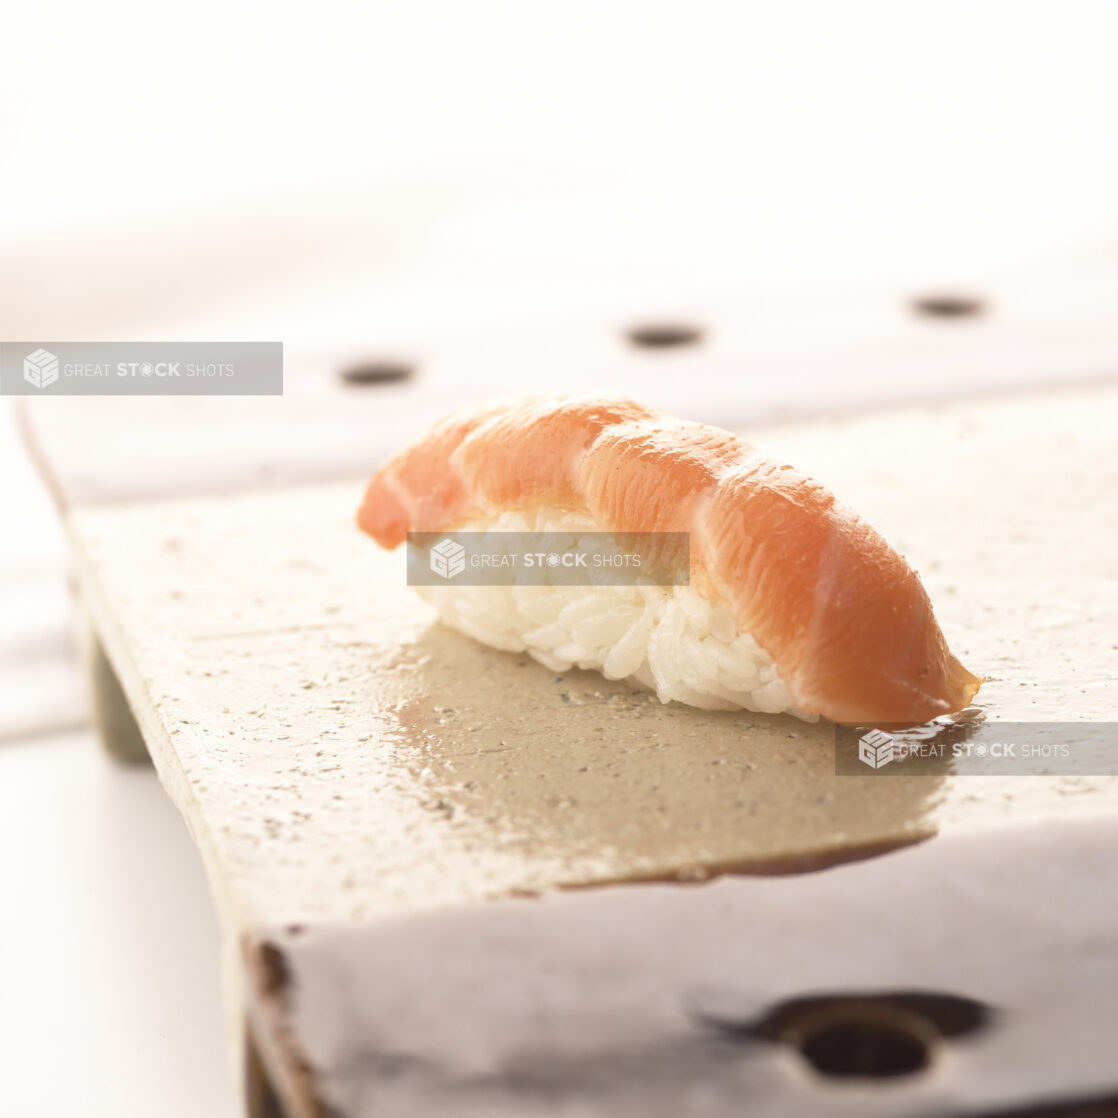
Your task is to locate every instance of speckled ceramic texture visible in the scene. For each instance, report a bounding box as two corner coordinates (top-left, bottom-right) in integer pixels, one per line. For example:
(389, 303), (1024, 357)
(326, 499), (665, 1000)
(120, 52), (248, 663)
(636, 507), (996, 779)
(68, 385), (1118, 923)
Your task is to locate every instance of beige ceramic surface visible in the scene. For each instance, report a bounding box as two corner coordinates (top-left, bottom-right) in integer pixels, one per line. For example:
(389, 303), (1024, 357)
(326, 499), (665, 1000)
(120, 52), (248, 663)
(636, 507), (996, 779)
(67, 384), (1118, 932)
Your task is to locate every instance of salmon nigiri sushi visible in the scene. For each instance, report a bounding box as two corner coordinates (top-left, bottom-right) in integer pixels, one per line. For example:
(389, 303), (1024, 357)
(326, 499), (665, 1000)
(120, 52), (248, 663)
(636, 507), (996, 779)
(358, 394), (980, 724)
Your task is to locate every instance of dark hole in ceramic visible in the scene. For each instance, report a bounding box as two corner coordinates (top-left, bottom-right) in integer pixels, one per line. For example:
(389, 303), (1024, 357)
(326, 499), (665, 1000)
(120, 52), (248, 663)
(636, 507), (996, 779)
(339, 360), (416, 386)
(910, 293), (986, 319)
(690, 988), (990, 1080)
(795, 1008), (931, 1078)
(626, 323), (705, 349)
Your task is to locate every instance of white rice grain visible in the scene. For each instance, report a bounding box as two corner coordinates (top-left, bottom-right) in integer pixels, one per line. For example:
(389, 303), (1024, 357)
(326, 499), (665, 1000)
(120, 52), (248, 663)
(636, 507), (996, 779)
(414, 508), (816, 721)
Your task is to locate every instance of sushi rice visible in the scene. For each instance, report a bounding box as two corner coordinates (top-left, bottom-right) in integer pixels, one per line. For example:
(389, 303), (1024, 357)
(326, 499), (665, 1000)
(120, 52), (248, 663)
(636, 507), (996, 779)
(416, 508), (815, 721)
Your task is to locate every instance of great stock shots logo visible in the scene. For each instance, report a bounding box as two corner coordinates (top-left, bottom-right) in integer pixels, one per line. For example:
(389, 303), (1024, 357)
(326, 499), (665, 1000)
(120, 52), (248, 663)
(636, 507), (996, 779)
(407, 531), (690, 587)
(0, 342), (283, 395)
(837, 720), (1115, 776)
(857, 728), (898, 768)
(429, 538), (467, 580)
(23, 348), (59, 389)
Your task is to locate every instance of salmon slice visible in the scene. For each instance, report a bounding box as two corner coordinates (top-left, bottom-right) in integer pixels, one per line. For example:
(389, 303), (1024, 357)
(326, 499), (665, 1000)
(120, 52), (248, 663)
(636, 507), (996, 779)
(704, 456), (980, 724)
(356, 400), (509, 547)
(358, 394), (981, 724)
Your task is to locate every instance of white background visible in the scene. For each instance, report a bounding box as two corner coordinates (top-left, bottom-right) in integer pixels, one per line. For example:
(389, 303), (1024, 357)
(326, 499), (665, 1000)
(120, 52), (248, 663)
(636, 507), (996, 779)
(3, 2), (1118, 1115)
